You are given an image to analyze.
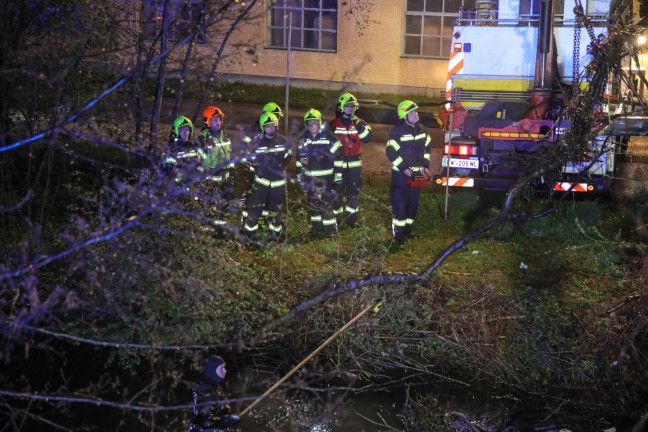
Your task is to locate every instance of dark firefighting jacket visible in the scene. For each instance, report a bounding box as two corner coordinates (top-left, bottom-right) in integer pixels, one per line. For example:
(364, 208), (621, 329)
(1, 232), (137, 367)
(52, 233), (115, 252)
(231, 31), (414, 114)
(296, 128), (343, 186)
(386, 120), (432, 184)
(161, 137), (205, 184)
(246, 133), (292, 185)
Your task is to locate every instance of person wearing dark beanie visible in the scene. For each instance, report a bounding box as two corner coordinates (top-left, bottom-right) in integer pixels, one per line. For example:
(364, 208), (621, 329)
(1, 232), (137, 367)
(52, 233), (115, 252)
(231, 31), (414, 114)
(190, 355), (240, 431)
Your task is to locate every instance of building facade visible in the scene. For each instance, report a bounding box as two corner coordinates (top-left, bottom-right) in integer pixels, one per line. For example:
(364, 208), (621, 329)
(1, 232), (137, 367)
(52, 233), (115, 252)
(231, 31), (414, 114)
(139, 0), (626, 97)
(221, 0), (460, 96)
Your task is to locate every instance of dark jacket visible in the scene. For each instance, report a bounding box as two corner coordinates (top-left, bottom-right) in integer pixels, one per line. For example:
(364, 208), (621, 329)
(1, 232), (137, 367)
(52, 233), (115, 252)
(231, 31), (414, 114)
(161, 137), (205, 184)
(386, 120), (431, 184)
(296, 128), (343, 188)
(192, 379), (231, 429)
(246, 133), (292, 183)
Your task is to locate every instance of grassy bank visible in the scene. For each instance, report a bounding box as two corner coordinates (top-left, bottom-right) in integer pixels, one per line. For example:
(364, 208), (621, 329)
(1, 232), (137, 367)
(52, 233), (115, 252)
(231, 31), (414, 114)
(117, 174), (645, 427)
(160, 78), (441, 109)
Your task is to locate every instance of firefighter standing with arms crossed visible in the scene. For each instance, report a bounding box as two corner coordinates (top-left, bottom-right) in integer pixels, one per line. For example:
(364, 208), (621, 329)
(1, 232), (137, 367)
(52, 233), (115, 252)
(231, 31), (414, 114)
(386, 100), (431, 245)
(241, 112), (292, 243)
(329, 92), (373, 228)
(296, 108), (343, 237)
(197, 105), (234, 237)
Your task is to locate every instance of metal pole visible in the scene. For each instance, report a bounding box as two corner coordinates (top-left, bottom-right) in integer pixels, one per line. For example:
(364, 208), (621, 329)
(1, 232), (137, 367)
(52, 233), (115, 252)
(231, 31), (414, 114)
(284, 11), (292, 136)
(444, 111), (453, 221)
(239, 300), (381, 417)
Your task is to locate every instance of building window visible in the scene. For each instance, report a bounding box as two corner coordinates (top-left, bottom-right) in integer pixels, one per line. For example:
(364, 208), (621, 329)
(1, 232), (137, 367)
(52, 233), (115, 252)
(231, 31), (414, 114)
(403, 0), (475, 59)
(267, 0), (337, 52)
(519, 0), (565, 24)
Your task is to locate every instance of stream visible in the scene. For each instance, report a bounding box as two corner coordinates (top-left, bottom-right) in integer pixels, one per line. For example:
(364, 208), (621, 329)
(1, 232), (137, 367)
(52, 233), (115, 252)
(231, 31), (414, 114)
(224, 367), (633, 432)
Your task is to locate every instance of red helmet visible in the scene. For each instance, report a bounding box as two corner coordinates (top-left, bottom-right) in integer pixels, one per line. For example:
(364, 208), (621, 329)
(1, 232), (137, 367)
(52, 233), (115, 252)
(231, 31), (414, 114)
(203, 106), (225, 126)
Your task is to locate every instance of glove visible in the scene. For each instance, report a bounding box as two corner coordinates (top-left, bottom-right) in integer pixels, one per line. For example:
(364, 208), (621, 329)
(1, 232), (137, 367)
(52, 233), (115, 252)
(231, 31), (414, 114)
(410, 166), (422, 177)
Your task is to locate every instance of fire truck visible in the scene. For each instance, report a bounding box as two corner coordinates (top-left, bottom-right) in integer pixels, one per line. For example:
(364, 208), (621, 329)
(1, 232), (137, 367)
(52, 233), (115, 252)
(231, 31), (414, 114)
(434, 0), (642, 194)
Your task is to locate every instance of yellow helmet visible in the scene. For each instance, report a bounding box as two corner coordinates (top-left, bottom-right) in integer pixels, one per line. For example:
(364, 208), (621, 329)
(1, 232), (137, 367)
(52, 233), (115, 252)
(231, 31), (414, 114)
(397, 100), (418, 119)
(259, 112), (279, 132)
(303, 108), (322, 127)
(171, 116), (193, 139)
(262, 102), (284, 117)
(338, 92), (359, 112)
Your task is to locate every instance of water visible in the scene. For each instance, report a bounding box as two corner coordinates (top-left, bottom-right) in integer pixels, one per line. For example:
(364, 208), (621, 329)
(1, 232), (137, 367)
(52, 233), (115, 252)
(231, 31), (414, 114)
(226, 367), (634, 432)
(227, 368), (520, 431)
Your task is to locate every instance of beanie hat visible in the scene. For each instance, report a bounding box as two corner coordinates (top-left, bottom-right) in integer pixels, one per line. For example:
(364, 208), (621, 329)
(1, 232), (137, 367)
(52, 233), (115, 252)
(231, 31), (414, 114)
(203, 355), (225, 384)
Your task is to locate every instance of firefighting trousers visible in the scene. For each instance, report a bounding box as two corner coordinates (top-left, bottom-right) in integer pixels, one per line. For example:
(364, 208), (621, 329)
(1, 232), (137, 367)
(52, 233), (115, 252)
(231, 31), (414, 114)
(334, 156), (362, 226)
(242, 182), (286, 239)
(304, 177), (337, 235)
(390, 182), (420, 240)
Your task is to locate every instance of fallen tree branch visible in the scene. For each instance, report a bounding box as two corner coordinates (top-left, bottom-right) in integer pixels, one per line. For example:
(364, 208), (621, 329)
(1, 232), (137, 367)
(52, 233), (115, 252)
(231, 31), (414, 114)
(268, 195), (557, 329)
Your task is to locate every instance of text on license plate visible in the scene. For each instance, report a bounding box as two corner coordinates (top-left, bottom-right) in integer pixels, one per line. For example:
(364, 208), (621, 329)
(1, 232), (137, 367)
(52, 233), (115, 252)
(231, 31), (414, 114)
(442, 158), (479, 169)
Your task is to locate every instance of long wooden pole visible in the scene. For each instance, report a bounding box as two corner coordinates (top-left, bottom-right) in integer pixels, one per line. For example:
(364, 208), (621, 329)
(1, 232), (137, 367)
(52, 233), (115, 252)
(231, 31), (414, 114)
(239, 300), (380, 417)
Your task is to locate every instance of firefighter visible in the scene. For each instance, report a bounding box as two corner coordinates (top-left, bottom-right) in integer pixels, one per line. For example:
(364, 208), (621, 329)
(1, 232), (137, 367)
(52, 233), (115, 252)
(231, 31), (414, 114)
(296, 108), (343, 237)
(197, 105), (234, 236)
(161, 116), (204, 187)
(386, 100), (431, 245)
(239, 102), (285, 217)
(329, 92), (373, 228)
(241, 112), (292, 243)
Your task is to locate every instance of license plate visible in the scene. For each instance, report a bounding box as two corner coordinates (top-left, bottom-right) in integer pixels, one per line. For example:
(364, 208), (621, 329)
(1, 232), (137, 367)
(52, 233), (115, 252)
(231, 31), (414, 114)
(442, 158), (479, 169)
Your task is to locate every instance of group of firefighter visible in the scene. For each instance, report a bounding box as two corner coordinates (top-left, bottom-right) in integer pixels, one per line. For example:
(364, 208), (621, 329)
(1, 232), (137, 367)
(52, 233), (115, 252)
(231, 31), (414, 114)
(161, 92), (432, 245)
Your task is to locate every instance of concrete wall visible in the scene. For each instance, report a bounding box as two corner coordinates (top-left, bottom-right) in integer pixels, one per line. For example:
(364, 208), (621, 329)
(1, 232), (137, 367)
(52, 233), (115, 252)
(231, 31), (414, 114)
(202, 1), (448, 97)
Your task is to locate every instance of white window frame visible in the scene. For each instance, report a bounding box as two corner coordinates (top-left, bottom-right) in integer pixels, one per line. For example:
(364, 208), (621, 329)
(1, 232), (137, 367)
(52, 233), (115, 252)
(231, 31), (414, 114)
(402, 0), (476, 59)
(267, 0), (337, 53)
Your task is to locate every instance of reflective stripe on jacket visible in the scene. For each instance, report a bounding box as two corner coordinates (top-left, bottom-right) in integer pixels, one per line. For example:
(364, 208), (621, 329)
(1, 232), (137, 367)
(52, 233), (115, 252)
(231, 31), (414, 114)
(329, 116), (373, 156)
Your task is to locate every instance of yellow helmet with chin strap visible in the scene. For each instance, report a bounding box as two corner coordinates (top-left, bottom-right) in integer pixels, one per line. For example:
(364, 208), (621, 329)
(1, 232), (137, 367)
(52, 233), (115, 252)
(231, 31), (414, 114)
(397, 100), (418, 119)
(338, 92), (359, 112)
(171, 116), (194, 139)
(259, 112), (279, 132)
(303, 108), (322, 127)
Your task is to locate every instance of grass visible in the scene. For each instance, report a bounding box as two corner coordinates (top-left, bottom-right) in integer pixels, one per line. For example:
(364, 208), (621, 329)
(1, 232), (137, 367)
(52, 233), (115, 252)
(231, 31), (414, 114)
(162, 78), (442, 110)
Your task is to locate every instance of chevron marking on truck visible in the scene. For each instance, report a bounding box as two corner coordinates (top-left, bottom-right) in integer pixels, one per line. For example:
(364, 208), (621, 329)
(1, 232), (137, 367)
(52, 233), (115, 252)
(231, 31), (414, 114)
(445, 51), (464, 108)
(441, 177), (474, 187)
(553, 182), (590, 192)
